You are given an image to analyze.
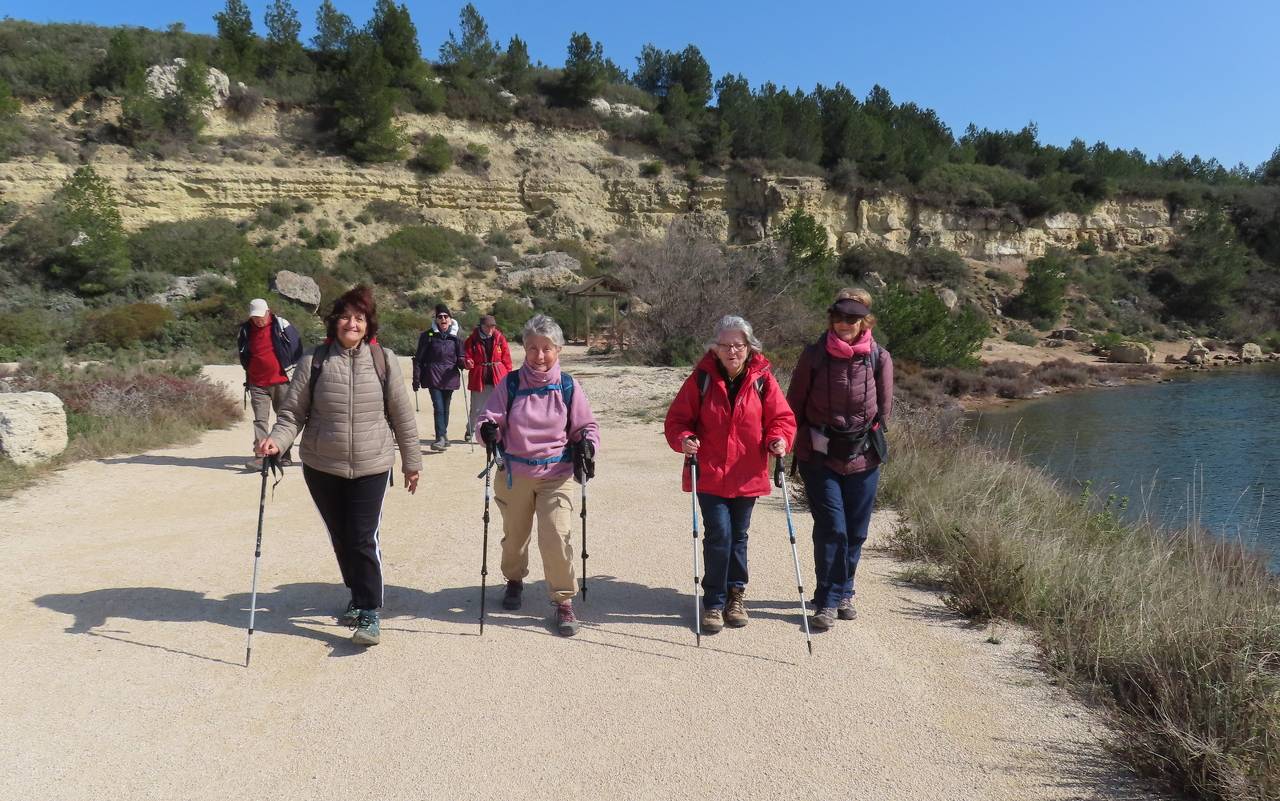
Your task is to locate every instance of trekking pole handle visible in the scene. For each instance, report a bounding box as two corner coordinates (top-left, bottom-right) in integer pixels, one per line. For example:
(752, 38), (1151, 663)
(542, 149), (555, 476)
(773, 456), (784, 488)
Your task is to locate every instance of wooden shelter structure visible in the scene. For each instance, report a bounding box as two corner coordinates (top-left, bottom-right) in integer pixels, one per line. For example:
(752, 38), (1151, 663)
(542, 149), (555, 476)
(563, 276), (629, 351)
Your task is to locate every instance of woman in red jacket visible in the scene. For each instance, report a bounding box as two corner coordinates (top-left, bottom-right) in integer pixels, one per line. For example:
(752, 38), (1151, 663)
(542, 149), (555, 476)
(462, 315), (512, 442)
(664, 316), (797, 633)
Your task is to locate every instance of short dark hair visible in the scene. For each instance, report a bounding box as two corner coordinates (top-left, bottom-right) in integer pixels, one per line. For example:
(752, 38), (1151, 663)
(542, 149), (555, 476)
(326, 284), (379, 343)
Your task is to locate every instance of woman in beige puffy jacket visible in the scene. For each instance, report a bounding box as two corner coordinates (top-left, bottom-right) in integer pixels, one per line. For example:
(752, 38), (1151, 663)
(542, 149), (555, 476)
(257, 285), (421, 647)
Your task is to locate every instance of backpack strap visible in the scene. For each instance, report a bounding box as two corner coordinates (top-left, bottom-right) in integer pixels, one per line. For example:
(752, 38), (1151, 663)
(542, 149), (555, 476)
(307, 344), (329, 425)
(499, 370), (576, 487)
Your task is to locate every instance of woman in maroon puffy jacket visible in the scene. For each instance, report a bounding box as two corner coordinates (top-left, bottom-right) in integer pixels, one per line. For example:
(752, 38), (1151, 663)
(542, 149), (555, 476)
(664, 316), (797, 633)
(786, 291), (893, 631)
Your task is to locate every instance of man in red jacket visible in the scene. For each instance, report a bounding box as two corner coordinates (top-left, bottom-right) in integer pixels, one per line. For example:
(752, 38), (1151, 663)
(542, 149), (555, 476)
(462, 314), (512, 442)
(237, 298), (303, 469)
(664, 315), (796, 633)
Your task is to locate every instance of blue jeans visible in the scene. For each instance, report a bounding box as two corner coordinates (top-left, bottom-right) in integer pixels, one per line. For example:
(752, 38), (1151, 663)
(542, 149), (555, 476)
(428, 388), (453, 441)
(798, 461), (880, 609)
(697, 493), (755, 609)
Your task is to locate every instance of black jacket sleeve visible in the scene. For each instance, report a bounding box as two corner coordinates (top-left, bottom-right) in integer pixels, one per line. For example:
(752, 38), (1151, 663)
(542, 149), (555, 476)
(281, 323), (303, 369)
(237, 323), (250, 371)
(412, 331), (429, 386)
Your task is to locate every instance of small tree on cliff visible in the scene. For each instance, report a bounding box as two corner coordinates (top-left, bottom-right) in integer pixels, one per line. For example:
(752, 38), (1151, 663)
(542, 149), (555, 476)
(214, 0), (259, 78)
(499, 36), (533, 94)
(332, 34), (406, 163)
(47, 166), (130, 296)
(439, 3), (499, 80)
(557, 32), (605, 107)
(263, 0), (306, 76)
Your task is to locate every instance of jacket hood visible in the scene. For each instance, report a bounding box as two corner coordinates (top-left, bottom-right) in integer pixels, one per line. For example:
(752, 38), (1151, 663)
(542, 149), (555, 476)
(695, 349), (773, 380)
(432, 319), (460, 336)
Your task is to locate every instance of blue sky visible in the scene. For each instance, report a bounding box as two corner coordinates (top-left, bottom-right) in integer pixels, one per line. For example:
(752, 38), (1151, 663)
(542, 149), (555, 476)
(7, 0), (1278, 167)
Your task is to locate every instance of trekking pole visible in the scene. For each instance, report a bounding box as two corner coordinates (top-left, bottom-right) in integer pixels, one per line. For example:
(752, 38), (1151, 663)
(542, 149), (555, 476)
(579, 476), (589, 601)
(776, 457), (813, 656)
(245, 454), (276, 667)
(414, 390), (419, 413)
(460, 373), (473, 453)
(689, 454), (702, 647)
(478, 443), (495, 634)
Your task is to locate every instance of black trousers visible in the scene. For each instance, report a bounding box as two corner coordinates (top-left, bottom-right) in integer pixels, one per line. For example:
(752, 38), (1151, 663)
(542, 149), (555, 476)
(303, 465), (390, 610)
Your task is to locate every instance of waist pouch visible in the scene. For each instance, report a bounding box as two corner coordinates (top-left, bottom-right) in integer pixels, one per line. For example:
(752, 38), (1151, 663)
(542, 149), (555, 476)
(810, 421), (888, 464)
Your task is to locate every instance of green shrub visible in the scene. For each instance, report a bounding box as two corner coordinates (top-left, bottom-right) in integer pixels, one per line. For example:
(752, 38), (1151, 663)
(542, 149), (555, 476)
(76, 302), (173, 349)
(1007, 250), (1071, 329)
(1003, 329), (1038, 346)
(458, 142), (490, 173)
(412, 134), (452, 173)
(875, 284), (989, 368)
(362, 199), (421, 225)
(128, 218), (247, 276)
(639, 160), (663, 178)
(984, 267), (1017, 289)
(377, 306), (432, 354)
(303, 227), (340, 250)
(0, 309), (62, 360)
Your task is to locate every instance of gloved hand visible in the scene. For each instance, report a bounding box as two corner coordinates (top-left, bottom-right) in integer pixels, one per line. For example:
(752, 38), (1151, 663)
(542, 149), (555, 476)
(479, 421), (499, 446)
(412, 381), (420, 392)
(573, 439), (596, 483)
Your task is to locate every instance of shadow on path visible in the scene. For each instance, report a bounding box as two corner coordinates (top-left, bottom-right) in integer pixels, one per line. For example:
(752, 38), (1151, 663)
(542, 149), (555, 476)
(98, 453), (257, 472)
(35, 576), (803, 664)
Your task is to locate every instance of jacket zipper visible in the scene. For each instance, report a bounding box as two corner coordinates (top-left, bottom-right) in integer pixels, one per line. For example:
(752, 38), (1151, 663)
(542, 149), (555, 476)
(347, 346), (356, 479)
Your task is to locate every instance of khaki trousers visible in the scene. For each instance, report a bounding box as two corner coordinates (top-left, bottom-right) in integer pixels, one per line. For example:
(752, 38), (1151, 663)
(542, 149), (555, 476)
(249, 382), (289, 445)
(495, 470), (577, 603)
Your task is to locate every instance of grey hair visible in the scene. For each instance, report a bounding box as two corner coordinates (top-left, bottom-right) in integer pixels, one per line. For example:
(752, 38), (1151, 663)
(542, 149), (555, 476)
(707, 315), (763, 353)
(522, 314), (565, 347)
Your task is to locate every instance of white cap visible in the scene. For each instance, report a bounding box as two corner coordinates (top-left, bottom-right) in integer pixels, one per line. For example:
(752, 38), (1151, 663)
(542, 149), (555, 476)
(248, 298), (269, 318)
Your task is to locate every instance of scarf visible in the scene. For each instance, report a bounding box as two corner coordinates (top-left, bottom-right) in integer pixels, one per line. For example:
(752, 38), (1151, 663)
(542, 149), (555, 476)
(825, 328), (872, 359)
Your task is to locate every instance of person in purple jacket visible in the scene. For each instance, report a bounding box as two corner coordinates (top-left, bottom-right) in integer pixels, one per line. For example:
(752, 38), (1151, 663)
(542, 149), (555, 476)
(412, 303), (465, 451)
(477, 314), (601, 636)
(786, 289), (894, 631)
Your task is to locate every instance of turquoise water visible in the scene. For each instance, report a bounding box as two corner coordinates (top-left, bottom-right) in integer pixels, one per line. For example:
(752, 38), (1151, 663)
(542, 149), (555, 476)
(967, 365), (1280, 567)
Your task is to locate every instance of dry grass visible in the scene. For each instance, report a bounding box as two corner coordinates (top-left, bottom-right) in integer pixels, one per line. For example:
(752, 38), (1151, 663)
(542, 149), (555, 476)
(0, 362), (239, 498)
(879, 411), (1280, 800)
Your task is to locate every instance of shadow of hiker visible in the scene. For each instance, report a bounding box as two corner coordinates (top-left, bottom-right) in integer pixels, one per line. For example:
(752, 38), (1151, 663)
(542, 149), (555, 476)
(35, 575), (808, 664)
(98, 454), (256, 472)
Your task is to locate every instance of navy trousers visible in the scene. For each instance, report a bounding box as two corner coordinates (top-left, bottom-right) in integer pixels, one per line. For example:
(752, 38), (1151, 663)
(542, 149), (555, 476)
(798, 461), (880, 609)
(696, 493), (756, 608)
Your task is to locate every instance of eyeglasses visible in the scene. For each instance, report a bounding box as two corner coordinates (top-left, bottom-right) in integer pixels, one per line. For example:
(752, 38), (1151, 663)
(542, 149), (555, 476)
(715, 342), (749, 352)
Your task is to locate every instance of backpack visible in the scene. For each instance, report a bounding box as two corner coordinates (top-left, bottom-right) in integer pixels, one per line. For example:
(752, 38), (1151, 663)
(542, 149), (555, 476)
(497, 370), (578, 480)
(308, 342), (391, 426)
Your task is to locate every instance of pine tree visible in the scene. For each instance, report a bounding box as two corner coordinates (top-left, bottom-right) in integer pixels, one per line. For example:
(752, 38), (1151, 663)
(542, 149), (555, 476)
(50, 166), (130, 296)
(439, 3), (498, 79)
(499, 36), (532, 94)
(312, 0), (354, 59)
(214, 0), (258, 77)
(92, 29), (144, 92)
(558, 32), (605, 107)
(332, 34), (406, 163)
(263, 0), (305, 75)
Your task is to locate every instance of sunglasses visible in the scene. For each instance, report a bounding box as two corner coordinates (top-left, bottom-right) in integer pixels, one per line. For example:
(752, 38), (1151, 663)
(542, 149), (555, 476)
(435, 313), (450, 319)
(832, 313), (865, 324)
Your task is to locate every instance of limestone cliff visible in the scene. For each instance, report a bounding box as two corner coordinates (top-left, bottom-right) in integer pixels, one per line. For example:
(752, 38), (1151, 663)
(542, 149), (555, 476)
(0, 104), (1186, 261)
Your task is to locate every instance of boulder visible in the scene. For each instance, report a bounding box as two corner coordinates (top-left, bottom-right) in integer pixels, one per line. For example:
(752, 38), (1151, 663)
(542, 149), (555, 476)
(1184, 339), (1210, 362)
(1164, 354), (1181, 364)
(588, 97), (649, 119)
(1050, 328), (1084, 341)
(935, 287), (958, 311)
(271, 271), (322, 312)
(145, 59), (230, 109)
(0, 363), (21, 378)
(0, 391), (68, 466)
(149, 273), (225, 306)
(499, 251), (584, 292)
(1109, 341), (1153, 364)
(1240, 342), (1263, 362)
(863, 271), (887, 291)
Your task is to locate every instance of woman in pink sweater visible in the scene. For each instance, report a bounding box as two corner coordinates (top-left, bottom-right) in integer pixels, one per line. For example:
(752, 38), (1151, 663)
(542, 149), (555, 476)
(477, 314), (600, 636)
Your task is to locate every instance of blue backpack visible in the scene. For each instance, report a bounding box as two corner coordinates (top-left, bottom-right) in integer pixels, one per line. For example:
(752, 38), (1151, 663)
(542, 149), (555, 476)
(499, 370), (576, 472)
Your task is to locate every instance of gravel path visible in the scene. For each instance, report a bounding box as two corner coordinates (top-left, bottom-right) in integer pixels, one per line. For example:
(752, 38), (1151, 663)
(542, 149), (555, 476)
(2, 349), (1157, 800)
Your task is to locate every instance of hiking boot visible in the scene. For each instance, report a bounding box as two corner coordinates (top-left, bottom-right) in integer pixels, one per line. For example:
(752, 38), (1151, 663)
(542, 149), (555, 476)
(338, 599), (360, 627)
(430, 438), (447, 452)
(700, 606), (724, 633)
(724, 587), (749, 628)
(352, 609), (380, 646)
(502, 580), (523, 610)
(811, 607), (837, 631)
(837, 597), (858, 621)
(554, 601), (579, 637)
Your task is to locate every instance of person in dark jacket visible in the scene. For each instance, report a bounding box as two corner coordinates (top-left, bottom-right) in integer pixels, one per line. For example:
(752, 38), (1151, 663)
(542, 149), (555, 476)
(236, 298), (303, 469)
(664, 316), (797, 633)
(462, 315), (512, 442)
(412, 303), (465, 451)
(785, 290), (894, 631)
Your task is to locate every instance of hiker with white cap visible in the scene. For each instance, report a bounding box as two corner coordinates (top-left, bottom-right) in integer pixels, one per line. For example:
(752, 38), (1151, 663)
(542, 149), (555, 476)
(236, 298), (303, 470)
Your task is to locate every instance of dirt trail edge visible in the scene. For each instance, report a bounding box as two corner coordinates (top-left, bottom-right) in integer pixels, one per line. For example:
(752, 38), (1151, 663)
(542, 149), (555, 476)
(2, 350), (1157, 801)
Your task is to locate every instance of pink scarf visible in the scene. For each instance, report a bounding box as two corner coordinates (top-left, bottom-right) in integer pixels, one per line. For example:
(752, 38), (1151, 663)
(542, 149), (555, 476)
(826, 329), (872, 359)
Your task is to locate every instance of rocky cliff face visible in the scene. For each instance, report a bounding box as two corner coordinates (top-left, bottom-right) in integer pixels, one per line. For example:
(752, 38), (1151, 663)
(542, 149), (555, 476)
(0, 105), (1186, 261)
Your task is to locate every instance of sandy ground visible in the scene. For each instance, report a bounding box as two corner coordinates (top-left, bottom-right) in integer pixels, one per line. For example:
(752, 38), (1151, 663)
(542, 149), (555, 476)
(2, 348), (1159, 801)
